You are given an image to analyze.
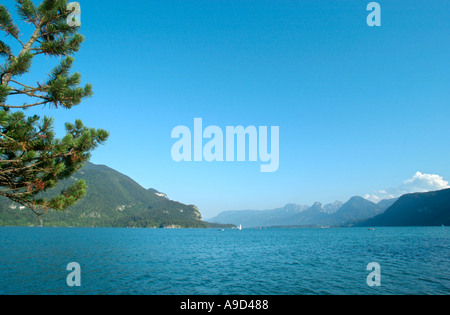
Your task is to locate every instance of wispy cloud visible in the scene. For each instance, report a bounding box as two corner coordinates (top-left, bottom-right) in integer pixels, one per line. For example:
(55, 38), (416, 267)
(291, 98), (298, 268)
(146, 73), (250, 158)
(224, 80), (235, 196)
(365, 172), (450, 203)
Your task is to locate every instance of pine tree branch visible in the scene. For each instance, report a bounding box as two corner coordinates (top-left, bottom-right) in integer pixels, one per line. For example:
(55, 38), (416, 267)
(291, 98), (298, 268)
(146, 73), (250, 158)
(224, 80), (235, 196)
(0, 192), (45, 216)
(0, 25), (24, 48)
(0, 5), (23, 47)
(9, 87), (46, 97)
(15, 0), (40, 28)
(0, 1), (109, 216)
(9, 79), (35, 89)
(1, 100), (47, 109)
(1, 19), (44, 86)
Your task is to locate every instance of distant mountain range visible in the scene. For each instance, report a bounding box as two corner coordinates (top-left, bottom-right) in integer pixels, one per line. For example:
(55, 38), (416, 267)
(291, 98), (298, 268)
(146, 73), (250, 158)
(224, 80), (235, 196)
(1, 162), (448, 228)
(0, 163), (232, 228)
(210, 190), (450, 228)
(210, 197), (396, 228)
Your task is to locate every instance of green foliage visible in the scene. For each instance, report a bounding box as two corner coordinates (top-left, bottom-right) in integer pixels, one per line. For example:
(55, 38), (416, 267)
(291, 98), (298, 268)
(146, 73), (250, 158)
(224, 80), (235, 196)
(0, 112), (108, 213)
(0, 5), (19, 38)
(5, 52), (33, 77)
(0, 0), (108, 215)
(0, 84), (9, 103)
(15, 0), (38, 23)
(0, 40), (12, 58)
(1, 0), (86, 109)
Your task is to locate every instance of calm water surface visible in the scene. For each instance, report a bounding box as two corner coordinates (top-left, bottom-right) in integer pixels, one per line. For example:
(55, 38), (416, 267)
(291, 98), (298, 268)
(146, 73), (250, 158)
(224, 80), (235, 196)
(0, 227), (448, 295)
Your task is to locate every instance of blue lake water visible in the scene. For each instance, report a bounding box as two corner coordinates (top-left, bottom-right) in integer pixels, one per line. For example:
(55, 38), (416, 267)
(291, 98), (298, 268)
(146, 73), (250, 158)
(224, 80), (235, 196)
(0, 227), (448, 295)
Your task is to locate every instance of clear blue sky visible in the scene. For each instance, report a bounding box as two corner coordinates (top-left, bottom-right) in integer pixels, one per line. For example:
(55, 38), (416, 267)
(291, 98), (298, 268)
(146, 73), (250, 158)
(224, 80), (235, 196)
(7, 0), (450, 218)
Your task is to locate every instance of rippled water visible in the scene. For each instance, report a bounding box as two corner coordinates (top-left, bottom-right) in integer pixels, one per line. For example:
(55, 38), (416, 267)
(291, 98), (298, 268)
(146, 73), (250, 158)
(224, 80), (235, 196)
(0, 227), (448, 295)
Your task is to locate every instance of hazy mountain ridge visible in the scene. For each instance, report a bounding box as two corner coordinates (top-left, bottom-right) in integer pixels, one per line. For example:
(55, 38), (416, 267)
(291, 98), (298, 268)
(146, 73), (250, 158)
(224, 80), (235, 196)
(208, 203), (310, 229)
(319, 196), (385, 226)
(210, 191), (446, 228)
(1, 162), (448, 228)
(209, 200), (368, 228)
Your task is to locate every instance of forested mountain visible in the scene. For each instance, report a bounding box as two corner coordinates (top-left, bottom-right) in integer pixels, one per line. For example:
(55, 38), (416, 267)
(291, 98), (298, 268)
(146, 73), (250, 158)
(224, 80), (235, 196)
(358, 189), (450, 227)
(0, 163), (211, 228)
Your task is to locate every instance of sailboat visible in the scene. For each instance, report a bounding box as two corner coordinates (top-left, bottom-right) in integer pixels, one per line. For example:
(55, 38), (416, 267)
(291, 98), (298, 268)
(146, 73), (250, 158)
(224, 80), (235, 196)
(238, 224), (242, 231)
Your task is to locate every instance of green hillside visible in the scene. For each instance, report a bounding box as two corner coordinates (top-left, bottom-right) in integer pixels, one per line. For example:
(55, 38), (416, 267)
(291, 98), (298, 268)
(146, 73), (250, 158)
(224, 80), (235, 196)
(0, 163), (209, 228)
